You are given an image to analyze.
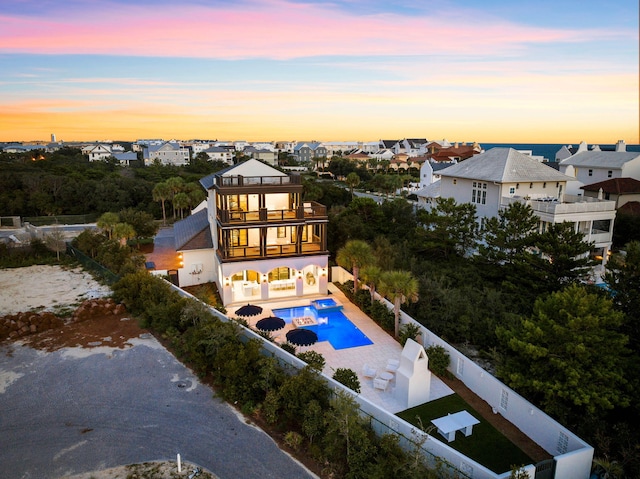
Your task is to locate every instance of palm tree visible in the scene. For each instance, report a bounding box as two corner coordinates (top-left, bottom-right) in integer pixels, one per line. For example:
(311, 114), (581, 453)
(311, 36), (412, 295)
(336, 240), (373, 292)
(165, 176), (185, 219)
(345, 172), (360, 200)
(361, 264), (382, 302)
(173, 192), (190, 219)
(379, 270), (419, 338)
(96, 211), (119, 239)
(152, 181), (171, 225)
(113, 222), (136, 246)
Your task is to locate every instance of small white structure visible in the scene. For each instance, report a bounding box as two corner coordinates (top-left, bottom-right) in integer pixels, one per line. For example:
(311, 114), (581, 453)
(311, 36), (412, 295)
(395, 339), (431, 409)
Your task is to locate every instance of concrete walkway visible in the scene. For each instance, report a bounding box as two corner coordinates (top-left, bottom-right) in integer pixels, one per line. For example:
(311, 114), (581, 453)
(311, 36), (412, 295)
(233, 284), (453, 414)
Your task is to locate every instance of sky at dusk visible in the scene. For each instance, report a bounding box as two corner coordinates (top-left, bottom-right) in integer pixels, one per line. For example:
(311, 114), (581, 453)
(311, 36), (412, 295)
(0, 0), (638, 144)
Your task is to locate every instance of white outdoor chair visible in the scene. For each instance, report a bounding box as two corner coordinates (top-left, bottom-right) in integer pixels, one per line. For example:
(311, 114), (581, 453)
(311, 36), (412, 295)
(362, 364), (377, 379)
(373, 377), (389, 391)
(386, 358), (400, 373)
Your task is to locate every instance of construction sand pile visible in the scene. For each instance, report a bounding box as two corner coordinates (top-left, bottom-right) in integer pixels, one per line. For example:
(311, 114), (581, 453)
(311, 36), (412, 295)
(0, 265), (111, 316)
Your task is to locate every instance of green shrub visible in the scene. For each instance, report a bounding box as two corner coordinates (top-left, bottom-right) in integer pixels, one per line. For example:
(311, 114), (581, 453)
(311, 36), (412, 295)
(284, 431), (303, 451)
(297, 350), (326, 371)
(280, 342), (297, 355)
(262, 390), (280, 425)
(399, 323), (421, 346)
(332, 368), (361, 394)
(426, 345), (451, 377)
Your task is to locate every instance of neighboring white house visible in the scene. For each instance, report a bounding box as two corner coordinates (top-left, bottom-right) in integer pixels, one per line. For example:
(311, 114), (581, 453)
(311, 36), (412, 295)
(414, 160), (457, 208)
(173, 159), (329, 305)
(85, 144), (113, 162)
(202, 146), (234, 165)
(144, 142), (190, 166)
(558, 140), (640, 195)
(420, 148), (617, 268)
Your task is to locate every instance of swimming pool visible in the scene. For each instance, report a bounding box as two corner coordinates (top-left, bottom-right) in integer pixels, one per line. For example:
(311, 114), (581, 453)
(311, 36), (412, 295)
(272, 299), (373, 350)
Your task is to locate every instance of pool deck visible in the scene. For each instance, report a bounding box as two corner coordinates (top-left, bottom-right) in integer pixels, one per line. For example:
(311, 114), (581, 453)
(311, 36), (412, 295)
(230, 284), (453, 414)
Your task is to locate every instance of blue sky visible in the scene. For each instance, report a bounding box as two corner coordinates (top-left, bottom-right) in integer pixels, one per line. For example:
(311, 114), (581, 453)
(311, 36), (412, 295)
(0, 0), (637, 143)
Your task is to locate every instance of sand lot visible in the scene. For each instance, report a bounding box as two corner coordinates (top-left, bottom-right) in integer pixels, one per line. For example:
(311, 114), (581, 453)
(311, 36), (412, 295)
(0, 265), (111, 316)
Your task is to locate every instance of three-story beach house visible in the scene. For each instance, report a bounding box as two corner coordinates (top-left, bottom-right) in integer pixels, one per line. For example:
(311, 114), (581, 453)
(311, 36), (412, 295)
(174, 159), (329, 305)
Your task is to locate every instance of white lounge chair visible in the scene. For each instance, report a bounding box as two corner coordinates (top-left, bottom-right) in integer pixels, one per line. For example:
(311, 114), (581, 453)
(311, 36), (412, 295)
(362, 364), (377, 379)
(373, 377), (389, 391)
(386, 358), (400, 373)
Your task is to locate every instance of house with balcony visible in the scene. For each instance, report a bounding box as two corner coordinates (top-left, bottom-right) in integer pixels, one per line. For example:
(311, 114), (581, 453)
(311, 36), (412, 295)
(420, 148), (617, 268)
(558, 140), (640, 195)
(143, 141), (190, 166)
(202, 146), (234, 165)
(174, 159), (329, 305)
(293, 142), (327, 164)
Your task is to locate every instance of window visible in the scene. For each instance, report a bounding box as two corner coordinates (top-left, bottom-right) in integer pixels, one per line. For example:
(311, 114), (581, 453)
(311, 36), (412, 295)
(277, 226), (286, 238)
(229, 194), (248, 211)
(268, 267), (290, 281)
(472, 182), (487, 205)
(456, 358), (464, 376)
(608, 170), (613, 178)
(453, 179), (457, 185)
(588, 169), (593, 177)
(231, 229), (247, 247)
(509, 187), (515, 195)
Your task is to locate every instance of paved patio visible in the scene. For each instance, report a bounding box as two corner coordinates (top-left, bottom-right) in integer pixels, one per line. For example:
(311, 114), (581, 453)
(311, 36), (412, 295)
(229, 284), (453, 414)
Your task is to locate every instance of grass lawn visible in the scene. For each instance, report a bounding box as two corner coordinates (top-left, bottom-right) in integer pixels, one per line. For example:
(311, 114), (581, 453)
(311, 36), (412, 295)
(397, 394), (534, 474)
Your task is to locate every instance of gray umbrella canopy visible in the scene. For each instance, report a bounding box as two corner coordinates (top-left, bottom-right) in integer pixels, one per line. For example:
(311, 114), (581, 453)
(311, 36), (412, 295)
(256, 316), (286, 332)
(286, 328), (318, 346)
(236, 304), (263, 317)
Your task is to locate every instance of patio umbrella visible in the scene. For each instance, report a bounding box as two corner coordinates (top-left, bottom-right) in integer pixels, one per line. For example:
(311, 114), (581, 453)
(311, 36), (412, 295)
(236, 304), (263, 317)
(255, 316), (286, 332)
(286, 328), (318, 347)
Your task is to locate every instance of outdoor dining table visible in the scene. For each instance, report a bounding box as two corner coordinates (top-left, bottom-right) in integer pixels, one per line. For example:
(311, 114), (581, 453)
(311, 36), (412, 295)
(430, 410), (480, 442)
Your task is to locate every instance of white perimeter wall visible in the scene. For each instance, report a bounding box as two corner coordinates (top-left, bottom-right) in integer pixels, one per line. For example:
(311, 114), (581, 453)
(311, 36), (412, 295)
(169, 273), (593, 479)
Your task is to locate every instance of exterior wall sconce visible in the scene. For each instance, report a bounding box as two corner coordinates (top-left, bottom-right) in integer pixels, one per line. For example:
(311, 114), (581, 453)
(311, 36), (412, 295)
(224, 277), (230, 286)
(261, 274), (268, 283)
(320, 268), (327, 277)
(297, 270), (303, 279)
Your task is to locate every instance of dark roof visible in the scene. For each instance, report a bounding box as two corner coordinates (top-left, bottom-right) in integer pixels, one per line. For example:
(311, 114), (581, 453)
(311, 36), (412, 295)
(174, 209), (213, 251)
(199, 172), (217, 189)
(581, 178), (640, 194)
(199, 162), (239, 189)
(380, 140), (398, 148)
(619, 201), (640, 216)
(432, 162), (456, 172)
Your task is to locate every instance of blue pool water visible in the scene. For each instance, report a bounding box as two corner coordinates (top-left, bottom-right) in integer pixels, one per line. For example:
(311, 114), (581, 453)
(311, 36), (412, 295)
(272, 299), (373, 350)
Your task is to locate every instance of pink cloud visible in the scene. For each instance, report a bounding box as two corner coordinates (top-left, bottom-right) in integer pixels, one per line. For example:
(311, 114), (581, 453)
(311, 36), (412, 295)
(0, 1), (629, 59)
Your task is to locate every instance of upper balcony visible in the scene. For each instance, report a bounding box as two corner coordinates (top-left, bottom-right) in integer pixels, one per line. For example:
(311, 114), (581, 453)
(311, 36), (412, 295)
(217, 201), (327, 225)
(215, 174), (302, 188)
(501, 194), (616, 218)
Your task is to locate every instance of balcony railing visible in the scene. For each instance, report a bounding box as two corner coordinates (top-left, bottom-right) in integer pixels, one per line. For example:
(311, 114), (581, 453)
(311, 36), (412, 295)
(217, 241), (326, 261)
(216, 175), (301, 188)
(501, 195), (616, 215)
(217, 202), (327, 224)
